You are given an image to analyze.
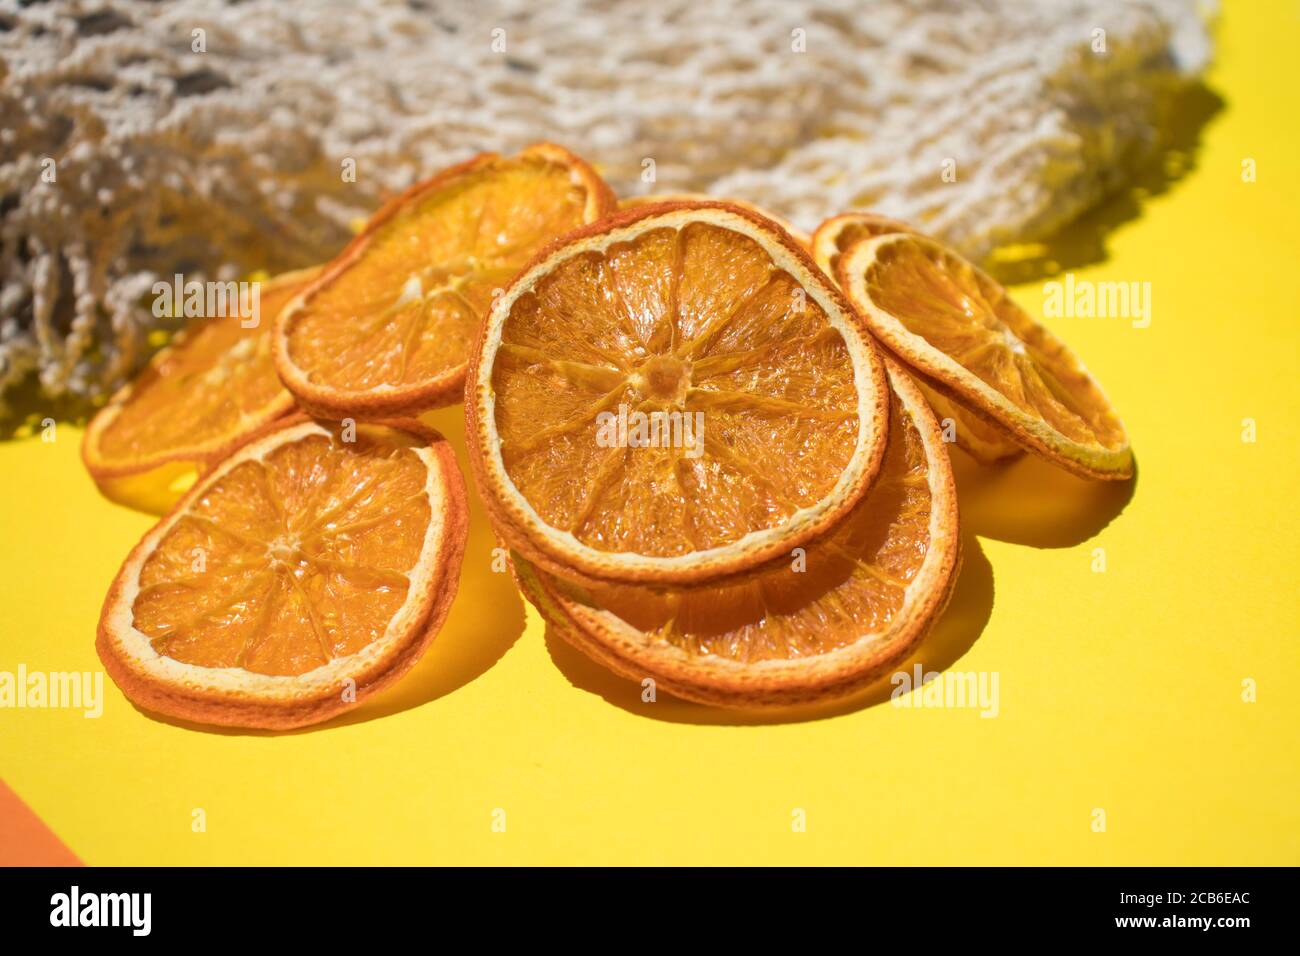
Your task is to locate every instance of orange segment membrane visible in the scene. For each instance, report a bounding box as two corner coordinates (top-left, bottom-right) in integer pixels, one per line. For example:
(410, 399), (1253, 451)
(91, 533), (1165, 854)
(864, 240), (1127, 450)
(554, 388), (930, 662)
(493, 221), (862, 558)
(131, 427), (431, 676)
(97, 275), (309, 460)
(286, 157), (593, 392)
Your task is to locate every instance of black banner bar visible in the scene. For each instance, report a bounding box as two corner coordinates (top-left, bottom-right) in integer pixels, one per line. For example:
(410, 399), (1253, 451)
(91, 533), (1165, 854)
(0, 866), (1275, 941)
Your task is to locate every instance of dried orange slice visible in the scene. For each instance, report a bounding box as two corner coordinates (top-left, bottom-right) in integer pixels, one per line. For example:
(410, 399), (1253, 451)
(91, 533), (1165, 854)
(911, 380), (1023, 464)
(82, 267), (318, 480)
(274, 144), (616, 418)
(622, 193), (811, 249)
(840, 233), (1133, 479)
(97, 417), (468, 729)
(813, 214), (1021, 464)
(515, 361), (960, 707)
(811, 211), (918, 281)
(467, 201), (890, 586)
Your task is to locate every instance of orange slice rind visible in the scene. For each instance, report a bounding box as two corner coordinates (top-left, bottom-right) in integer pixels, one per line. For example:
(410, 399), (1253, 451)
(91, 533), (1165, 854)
(466, 200), (891, 586)
(813, 213), (1022, 464)
(97, 417), (468, 729)
(811, 211), (918, 282)
(839, 232), (1133, 480)
(514, 361), (961, 707)
(274, 143), (616, 418)
(82, 266), (319, 481)
(622, 193), (811, 249)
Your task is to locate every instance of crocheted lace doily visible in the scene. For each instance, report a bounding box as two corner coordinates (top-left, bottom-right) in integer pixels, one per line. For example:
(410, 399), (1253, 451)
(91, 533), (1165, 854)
(0, 0), (1214, 413)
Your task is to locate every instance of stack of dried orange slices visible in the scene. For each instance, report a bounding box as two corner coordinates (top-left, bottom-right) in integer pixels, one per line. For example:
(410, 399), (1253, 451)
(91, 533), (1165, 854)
(84, 144), (617, 728)
(467, 200), (1133, 707)
(80, 143), (1135, 723)
(465, 202), (939, 705)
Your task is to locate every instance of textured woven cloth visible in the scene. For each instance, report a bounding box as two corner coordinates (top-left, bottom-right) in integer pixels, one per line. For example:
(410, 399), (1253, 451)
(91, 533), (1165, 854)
(0, 0), (1214, 413)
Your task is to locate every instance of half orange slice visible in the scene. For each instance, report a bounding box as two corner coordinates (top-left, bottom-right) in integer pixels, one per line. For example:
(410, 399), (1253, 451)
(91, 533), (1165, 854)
(97, 417), (468, 729)
(515, 361), (961, 707)
(82, 267), (318, 481)
(839, 233), (1133, 479)
(467, 201), (890, 586)
(275, 144), (616, 418)
(813, 213), (1021, 464)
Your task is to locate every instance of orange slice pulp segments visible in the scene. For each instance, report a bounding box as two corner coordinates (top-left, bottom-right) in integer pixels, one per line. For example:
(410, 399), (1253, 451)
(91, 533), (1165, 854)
(621, 192), (811, 249)
(467, 201), (890, 586)
(97, 418), (468, 729)
(514, 361), (960, 707)
(840, 233), (1133, 480)
(275, 144), (616, 417)
(82, 267), (319, 479)
(812, 213), (1021, 464)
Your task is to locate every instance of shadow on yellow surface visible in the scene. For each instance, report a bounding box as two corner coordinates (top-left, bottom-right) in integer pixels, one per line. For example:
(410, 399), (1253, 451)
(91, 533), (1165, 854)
(986, 81), (1225, 285)
(543, 531), (994, 726)
(91, 460), (198, 515)
(341, 404), (526, 727)
(334, 404), (527, 727)
(128, 403), (526, 735)
(950, 448), (1136, 549)
(0, 373), (91, 441)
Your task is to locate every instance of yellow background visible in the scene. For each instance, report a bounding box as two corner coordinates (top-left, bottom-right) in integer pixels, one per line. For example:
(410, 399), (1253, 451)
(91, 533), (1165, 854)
(2, 2), (1297, 865)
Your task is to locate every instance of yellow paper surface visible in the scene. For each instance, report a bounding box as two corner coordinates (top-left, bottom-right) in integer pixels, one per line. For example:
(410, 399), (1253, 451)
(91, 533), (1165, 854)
(1, 2), (1297, 865)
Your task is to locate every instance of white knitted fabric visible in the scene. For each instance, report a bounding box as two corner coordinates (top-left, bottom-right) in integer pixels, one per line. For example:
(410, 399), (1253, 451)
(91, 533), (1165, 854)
(0, 0), (1214, 413)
